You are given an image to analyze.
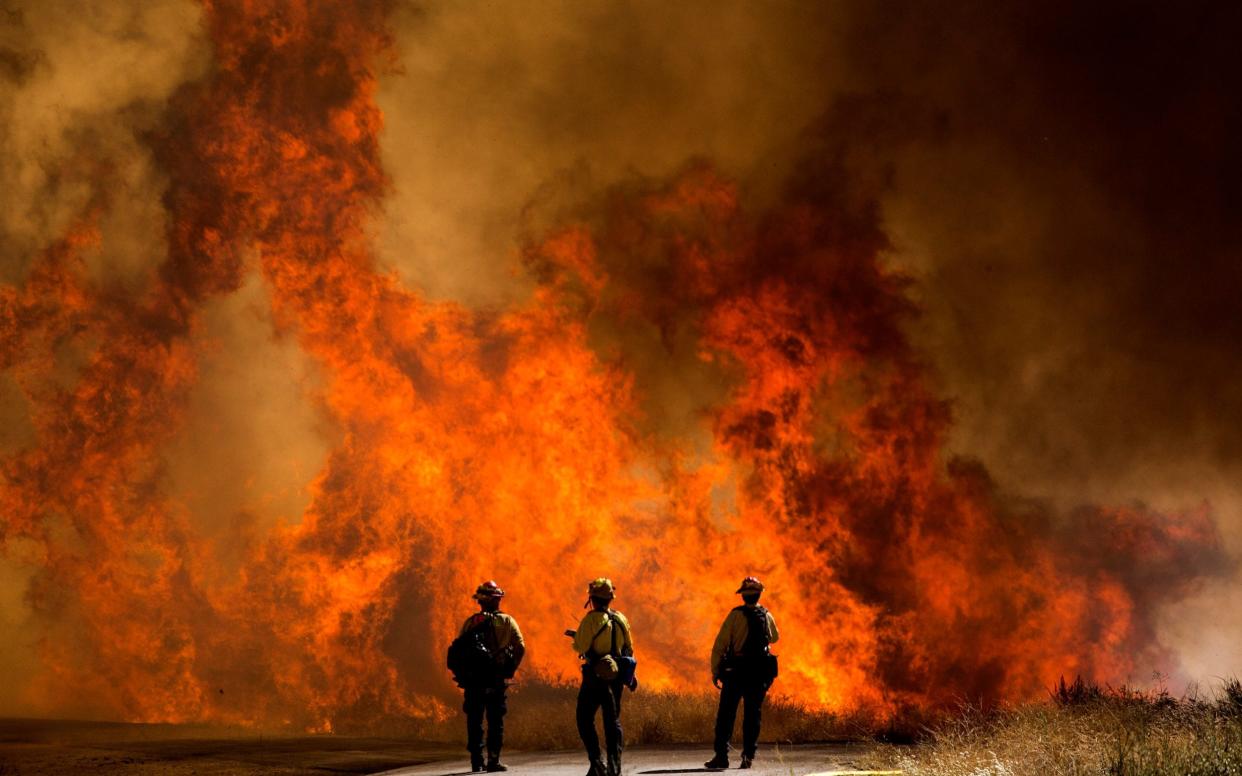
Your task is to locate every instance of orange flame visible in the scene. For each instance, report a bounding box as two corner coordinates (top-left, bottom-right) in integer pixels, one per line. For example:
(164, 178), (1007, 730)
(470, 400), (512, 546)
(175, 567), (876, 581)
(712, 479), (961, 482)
(0, 0), (1228, 729)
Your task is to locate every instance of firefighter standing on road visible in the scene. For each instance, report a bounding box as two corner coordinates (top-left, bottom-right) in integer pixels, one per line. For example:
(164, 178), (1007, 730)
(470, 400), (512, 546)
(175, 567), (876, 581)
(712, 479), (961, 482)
(571, 578), (635, 776)
(456, 580), (525, 773)
(705, 576), (780, 770)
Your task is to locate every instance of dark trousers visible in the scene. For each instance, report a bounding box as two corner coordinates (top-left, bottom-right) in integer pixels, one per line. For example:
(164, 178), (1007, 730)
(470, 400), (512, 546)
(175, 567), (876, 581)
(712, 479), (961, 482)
(576, 674), (624, 769)
(713, 674), (768, 758)
(463, 684), (508, 759)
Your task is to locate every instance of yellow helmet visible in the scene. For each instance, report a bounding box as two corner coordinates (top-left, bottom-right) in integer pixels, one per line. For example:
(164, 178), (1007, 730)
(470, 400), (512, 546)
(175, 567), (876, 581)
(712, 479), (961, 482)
(587, 577), (616, 600)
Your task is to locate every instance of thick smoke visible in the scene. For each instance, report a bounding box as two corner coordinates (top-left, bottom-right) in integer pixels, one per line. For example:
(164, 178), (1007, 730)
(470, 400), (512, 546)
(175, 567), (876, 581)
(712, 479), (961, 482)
(842, 1), (1242, 504)
(838, 1), (1242, 678)
(0, 0), (207, 288)
(376, 0), (848, 306)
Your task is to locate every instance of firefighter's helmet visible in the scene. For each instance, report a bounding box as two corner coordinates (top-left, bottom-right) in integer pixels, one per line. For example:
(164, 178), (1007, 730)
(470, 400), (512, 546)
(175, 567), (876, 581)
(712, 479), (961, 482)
(473, 580), (506, 600)
(587, 577), (616, 600)
(735, 576), (765, 594)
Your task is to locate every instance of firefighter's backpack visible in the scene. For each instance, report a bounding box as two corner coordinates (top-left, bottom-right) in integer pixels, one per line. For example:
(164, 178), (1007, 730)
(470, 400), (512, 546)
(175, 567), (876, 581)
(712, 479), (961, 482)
(447, 613), (497, 687)
(724, 605), (779, 686)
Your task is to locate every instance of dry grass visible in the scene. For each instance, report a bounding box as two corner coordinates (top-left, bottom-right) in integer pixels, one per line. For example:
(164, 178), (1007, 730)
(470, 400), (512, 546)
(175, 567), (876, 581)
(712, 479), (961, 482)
(861, 678), (1242, 776)
(394, 681), (861, 750)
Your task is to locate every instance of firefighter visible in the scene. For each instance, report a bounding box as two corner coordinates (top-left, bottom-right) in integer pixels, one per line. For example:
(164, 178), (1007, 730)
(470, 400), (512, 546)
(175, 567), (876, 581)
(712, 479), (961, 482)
(456, 580), (525, 773)
(571, 578), (635, 776)
(704, 576), (780, 770)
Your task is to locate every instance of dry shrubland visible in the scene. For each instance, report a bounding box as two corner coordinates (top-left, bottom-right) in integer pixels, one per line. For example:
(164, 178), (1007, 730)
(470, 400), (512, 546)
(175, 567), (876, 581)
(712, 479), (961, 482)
(373, 681), (857, 750)
(863, 678), (1242, 776)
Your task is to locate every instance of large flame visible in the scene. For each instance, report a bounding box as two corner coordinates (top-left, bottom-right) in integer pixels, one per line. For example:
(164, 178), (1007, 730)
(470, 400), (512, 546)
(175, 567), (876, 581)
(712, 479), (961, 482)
(0, 0), (1227, 730)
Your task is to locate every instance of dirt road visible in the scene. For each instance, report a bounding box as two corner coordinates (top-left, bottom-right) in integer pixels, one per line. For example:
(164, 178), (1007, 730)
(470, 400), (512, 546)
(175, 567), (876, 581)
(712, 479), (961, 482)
(377, 743), (876, 776)
(0, 719), (879, 775)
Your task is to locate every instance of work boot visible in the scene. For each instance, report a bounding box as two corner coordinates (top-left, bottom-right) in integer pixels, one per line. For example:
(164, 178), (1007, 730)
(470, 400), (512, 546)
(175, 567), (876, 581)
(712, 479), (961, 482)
(607, 752), (622, 776)
(740, 753), (753, 769)
(485, 757), (508, 772)
(703, 754), (729, 769)
(470, 752), (485, 773)
(585, 757), (607, 776)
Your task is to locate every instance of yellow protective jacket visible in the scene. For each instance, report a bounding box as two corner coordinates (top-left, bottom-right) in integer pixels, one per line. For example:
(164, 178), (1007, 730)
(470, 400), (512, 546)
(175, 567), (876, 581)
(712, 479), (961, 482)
(572, 609), (634, 657)
(460, 611), (527, 668)
(710, 605), (779, 677)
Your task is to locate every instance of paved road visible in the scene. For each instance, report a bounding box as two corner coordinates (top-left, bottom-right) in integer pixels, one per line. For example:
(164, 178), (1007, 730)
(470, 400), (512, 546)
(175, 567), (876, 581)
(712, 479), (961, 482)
(375, 743), (887, 776)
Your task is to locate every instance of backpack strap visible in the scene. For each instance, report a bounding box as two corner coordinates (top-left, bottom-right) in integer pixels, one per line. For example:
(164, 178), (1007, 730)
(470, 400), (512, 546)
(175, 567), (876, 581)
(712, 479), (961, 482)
(612, 613), (633, 656)
(586, 612), (612, 657)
